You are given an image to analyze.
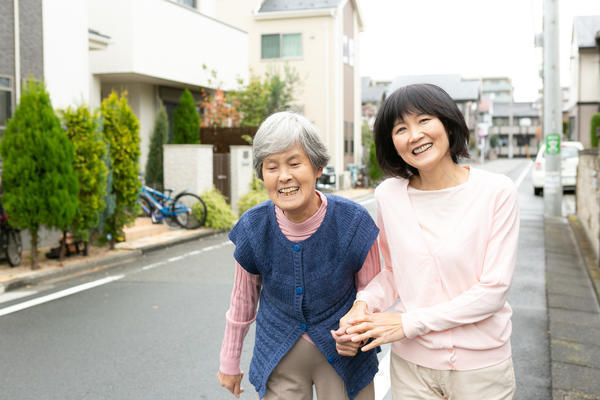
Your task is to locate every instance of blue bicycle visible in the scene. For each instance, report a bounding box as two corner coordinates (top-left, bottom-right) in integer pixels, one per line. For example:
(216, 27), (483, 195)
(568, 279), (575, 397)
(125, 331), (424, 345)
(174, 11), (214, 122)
(138, 185), (207, 229)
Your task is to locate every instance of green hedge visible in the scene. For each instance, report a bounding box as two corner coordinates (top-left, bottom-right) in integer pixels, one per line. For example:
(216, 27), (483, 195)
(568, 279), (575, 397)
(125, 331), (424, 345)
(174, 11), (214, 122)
(200, 187), (235, 230)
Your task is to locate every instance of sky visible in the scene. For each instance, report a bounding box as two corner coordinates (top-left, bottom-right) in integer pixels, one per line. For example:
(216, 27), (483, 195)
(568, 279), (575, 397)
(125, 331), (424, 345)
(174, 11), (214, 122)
(359, 0), (600, 102)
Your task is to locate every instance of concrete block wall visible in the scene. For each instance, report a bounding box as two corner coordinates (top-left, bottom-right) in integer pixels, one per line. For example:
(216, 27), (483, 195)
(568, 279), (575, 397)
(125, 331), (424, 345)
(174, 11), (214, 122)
(576, 148), (600, 258)
(229, 145), (253, 217)
(163, 144), (213, 197)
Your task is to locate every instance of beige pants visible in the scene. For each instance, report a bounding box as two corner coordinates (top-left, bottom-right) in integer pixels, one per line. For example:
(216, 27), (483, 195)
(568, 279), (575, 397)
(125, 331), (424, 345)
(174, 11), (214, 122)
(390, 352), (515, 400)
(260, 338), (375, 400)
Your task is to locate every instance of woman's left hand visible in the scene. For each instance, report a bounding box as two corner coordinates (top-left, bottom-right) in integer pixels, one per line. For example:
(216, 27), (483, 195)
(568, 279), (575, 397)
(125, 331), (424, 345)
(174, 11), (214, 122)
(346, 312), (406, 352)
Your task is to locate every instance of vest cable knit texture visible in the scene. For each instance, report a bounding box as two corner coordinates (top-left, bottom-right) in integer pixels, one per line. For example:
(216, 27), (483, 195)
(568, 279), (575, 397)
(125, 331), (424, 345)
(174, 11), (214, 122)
(228, 194), (380, 399)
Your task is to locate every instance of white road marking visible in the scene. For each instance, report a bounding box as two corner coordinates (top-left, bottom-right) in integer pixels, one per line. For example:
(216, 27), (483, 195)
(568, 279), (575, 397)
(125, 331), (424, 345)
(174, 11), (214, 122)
(359, 197), (376, 206)
(515, 161), (533, 189)
(0, 275), (124, 317)
(0, 290), (37, 304)
(142, 240), (232, 271)
(374, 350), (391, 400)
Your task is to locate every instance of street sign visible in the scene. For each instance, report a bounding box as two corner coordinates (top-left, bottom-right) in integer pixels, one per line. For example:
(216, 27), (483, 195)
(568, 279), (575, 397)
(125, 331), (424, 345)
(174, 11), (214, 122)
(546, 133), (561, 155)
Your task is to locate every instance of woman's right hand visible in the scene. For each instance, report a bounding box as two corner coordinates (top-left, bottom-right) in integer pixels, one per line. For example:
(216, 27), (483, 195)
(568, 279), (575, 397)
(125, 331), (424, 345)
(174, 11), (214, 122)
(217, 370), (244, 398)
(332, 301), (369, 356)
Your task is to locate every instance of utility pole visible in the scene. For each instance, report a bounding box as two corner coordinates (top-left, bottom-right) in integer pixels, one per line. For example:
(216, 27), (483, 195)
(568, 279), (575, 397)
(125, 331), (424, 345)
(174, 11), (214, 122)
(543, 0), (562, 216)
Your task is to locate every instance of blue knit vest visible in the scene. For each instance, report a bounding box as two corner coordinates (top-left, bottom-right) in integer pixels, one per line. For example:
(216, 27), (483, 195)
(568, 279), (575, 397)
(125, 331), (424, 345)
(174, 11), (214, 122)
(228, 194), (380, 399)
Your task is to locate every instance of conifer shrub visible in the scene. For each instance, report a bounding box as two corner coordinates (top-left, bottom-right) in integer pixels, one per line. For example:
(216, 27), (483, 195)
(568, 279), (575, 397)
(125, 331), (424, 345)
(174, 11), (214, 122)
(61, 105), (108, 250)
(198, 187), (235, 230)
(100, 91), (141, 248)
(145, 105), (169, 190)
(173, 89), (200, 144)
(0, 79), (79, 269)
(237, 175), (269, 217)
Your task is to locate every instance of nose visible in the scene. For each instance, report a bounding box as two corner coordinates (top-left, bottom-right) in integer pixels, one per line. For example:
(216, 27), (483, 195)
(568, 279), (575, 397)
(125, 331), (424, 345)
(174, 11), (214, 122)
(407, 126), (424, 142)
(279, 166), (292, 182)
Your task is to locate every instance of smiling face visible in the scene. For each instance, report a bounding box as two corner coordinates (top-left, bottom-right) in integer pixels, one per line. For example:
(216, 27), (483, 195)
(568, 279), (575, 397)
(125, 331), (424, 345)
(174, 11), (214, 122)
(391, 113), (454, 174)
(262, 145), (323, 223)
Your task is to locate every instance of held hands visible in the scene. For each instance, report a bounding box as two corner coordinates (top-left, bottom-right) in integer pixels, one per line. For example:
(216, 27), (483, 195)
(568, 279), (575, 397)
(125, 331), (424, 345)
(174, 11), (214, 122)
(331, 301), (369, 356)
(346, 311), (406, 352)
(217, 370), (244, 398)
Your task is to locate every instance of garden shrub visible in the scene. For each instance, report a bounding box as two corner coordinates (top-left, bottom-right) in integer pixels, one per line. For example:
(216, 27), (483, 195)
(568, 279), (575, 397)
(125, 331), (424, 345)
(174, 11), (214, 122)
(237, 176), (269, 217)
(199, 186), (235, 230)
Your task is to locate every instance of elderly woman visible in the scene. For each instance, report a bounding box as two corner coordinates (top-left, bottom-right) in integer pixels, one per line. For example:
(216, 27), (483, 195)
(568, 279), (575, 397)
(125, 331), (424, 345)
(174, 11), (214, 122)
(217, 111), (381, 399)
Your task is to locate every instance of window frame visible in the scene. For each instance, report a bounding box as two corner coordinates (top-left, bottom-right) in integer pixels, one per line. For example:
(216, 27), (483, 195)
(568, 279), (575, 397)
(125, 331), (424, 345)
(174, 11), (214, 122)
(261, 32), (303, 60)
(0, 76), (13, 135)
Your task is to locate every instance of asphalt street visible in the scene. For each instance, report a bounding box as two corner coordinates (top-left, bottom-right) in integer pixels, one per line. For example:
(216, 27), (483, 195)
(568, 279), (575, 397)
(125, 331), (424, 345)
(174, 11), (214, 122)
(0, 158), (556, 399)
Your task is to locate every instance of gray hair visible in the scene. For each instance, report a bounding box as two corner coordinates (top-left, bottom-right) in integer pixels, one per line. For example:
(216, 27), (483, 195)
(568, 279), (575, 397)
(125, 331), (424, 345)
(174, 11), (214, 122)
(253, 112), (330, 179)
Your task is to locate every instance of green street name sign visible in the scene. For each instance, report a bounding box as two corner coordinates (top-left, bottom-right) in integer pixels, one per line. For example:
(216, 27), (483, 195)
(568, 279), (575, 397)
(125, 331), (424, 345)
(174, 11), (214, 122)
(546, 133), (561, 155)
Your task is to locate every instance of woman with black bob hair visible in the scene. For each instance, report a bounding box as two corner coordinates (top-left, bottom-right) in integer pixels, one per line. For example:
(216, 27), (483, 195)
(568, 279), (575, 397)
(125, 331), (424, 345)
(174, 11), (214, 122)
(337, 84), (520, 399)
(374, 83), (470, 179)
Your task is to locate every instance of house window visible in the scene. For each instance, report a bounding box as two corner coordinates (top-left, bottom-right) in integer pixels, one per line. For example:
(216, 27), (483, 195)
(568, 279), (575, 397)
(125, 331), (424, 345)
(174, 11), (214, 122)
(261, 33), (302, 59)
(0, 77), (12, 135)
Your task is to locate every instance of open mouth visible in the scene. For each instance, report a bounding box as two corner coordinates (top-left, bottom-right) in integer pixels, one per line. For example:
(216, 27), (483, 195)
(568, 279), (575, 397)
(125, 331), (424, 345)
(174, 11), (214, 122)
(279, 187), (299, 196)
(413, 143), (432, 155)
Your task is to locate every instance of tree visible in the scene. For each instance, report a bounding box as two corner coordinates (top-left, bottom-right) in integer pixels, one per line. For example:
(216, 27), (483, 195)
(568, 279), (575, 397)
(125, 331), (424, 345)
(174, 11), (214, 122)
(0, 79), (78, 269)
(200, 88), (240, 128)
(100, 91), (141, 249)
(145, 105), (169, 190)
(61, 105), (108, 254)
(229, 65), (302, 127)
(368, 140), (383, 183)
(173, 89), (200, 144)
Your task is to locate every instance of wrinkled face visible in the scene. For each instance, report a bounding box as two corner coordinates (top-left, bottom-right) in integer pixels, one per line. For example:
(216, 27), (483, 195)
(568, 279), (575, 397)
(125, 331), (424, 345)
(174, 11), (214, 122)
(391, 113), (452, 173)
(262, 145), (323, 223)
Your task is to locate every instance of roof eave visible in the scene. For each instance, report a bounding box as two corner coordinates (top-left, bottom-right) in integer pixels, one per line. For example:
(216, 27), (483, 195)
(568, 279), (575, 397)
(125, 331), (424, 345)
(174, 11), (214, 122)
(254, 8), (335, 20)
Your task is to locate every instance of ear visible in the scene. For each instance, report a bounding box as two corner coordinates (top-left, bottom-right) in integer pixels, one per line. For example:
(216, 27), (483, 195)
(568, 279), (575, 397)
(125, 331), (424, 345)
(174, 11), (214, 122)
(315, 167), (323, 179)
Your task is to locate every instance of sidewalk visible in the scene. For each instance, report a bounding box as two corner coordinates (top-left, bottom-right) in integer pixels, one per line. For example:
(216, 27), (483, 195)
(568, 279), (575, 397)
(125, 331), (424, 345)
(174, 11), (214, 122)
(546, 215), (600, 400)
(0, 187), (374, 294)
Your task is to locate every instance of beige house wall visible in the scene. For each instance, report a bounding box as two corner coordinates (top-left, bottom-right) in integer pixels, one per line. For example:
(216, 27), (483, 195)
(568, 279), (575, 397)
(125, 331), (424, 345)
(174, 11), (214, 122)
(216, 0), (363, 185)
(579, 50), (600, 103)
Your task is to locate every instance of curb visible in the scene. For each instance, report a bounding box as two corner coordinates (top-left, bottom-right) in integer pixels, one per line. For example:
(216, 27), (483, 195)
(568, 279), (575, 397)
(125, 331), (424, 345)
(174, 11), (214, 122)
(567, 214), (600, 305)
(0, 228), (223, 294)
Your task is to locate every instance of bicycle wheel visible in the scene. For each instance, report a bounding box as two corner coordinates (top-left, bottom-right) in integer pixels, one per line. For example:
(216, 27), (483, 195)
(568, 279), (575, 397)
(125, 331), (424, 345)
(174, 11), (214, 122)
(171, 193), (206, 229)
(6, 228), (22, 267)
(138, 196), (153, 218)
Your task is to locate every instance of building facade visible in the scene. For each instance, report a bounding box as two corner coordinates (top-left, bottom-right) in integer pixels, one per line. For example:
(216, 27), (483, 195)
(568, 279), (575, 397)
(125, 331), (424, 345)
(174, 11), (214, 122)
(216, 0), (364, 188)
(567, 16), (600, 146)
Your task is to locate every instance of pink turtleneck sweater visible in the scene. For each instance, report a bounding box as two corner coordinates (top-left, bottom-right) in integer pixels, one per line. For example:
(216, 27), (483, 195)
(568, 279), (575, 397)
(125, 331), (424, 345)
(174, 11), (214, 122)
(219, 191), (381, 375)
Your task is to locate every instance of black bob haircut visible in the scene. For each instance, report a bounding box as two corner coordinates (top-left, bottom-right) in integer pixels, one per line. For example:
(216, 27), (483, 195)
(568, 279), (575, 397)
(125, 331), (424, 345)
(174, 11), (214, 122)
(373, 83), (470, 179)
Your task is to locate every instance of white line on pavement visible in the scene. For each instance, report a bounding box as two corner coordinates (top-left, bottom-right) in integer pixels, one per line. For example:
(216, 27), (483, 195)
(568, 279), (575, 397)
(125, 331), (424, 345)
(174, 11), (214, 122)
(359, 197), (376, 206)
(141, 240), (232, 272)
(0, 275), (124, 317)
(374, 350), (391, 400)
(515, 161), (533, 189)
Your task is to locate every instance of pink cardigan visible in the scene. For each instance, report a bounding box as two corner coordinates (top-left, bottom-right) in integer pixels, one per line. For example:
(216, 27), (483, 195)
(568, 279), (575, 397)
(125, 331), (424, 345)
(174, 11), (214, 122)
(356, 168), (519, 371)
(219, 192), (381, 375)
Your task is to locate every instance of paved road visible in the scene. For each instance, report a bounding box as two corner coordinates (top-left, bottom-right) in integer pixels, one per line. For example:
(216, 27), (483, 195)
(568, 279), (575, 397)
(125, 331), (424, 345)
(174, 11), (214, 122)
(0, 158), (557, 399)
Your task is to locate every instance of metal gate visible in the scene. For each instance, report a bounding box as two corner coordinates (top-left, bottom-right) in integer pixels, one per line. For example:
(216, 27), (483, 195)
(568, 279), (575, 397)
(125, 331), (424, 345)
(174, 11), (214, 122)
(213, 153), (230, 202)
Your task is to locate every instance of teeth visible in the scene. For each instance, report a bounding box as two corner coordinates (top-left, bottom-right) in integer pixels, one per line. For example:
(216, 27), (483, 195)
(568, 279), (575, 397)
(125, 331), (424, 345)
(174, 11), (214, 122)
(279, 187), (299, 194)
(413, 144), (432, 154)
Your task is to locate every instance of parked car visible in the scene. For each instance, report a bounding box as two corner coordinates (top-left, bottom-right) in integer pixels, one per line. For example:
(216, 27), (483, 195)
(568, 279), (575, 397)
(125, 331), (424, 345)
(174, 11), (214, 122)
(531, 141), (584, 196)
(316, 165), (336, 191)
